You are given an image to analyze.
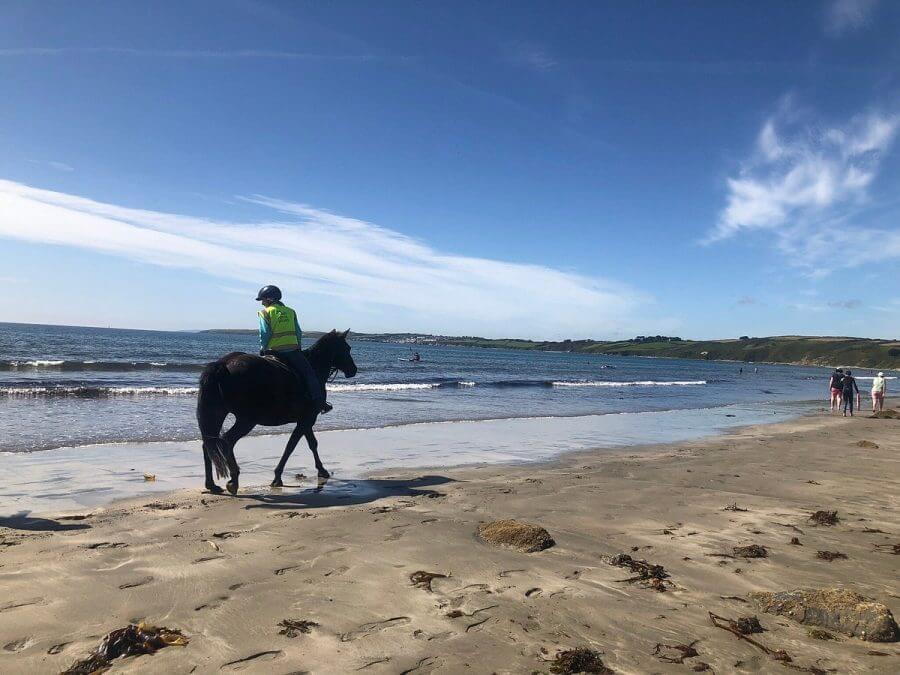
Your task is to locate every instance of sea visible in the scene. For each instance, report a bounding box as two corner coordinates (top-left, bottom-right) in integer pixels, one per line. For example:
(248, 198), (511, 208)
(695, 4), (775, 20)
(0, 321), (850, 456)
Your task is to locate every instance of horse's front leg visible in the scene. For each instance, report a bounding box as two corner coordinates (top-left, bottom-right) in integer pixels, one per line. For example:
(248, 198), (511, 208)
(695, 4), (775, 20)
(305, 428), (329, 479)
(272, 424), (305, 488)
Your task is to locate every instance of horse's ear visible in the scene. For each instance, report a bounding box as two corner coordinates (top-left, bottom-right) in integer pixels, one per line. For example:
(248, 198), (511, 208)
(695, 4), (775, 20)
(343, 329), (350, 338)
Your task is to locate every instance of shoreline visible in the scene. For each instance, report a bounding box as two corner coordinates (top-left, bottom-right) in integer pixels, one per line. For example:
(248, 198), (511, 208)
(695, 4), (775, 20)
(0, 396), (813, 457)
(0, 401), (817, 516)
(0, 403), (897, 673)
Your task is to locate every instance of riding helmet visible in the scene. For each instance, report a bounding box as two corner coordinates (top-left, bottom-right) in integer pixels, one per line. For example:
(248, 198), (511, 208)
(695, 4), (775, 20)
(255, 285), (282, 301)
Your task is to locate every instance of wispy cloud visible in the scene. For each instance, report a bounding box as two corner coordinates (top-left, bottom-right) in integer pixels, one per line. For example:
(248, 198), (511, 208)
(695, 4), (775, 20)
(0, 179), (651, 338)
(825, 0), (879, 36)
(826, 299), (862, 309)
(28, 159), (74, 172)
(0, 47), (376, 62)
(735, 296), (758, 306)
(706, 99), (899, 272)
(502, 42), (558, 72)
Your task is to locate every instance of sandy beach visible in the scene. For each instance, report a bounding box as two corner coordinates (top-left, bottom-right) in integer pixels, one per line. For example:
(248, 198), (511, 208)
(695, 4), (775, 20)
(1, 407), (898, 674)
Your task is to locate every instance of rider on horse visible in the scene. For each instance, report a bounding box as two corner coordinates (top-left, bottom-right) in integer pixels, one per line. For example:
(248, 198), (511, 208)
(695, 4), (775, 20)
(256, 285), (332, 414)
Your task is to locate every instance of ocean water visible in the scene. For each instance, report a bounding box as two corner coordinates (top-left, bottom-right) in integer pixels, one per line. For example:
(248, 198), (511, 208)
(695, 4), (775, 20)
(0, 321), (846, 454)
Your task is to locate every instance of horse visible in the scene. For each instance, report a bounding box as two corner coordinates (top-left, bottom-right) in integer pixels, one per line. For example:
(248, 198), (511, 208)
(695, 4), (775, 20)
(195, 329), (357, 495)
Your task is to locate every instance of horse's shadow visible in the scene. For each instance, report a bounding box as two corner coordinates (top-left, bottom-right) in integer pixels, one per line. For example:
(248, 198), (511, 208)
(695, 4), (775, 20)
(238, 474), (455, 511)
(0, 511), (92, 532)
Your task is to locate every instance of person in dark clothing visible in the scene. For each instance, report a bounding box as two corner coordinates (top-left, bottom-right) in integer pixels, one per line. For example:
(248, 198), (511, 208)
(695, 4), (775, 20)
(841, 370), (860, 417)
(828, 368), (844, 413)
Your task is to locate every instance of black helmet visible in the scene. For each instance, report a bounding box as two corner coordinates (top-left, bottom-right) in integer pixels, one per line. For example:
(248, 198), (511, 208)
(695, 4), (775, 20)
(255, 285), (282, 301)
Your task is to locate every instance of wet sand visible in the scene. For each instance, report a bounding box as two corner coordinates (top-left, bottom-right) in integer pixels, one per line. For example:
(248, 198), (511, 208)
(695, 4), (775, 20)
(1, 407), (898, 673)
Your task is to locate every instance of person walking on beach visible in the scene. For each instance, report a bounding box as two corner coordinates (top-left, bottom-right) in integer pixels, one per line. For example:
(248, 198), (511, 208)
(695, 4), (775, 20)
(871, 372), (887, 413)
(256, 285), (331, 414)
(841, 370), (860, 417)
(828, 368), (844, 413)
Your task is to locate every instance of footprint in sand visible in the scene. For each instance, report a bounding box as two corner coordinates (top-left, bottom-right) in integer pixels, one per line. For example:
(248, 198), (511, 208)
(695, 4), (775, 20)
(47, 642), (70, 655)
(194, 595), (230, 611)
(118, 575), (153, 590)
(0, 597), (45, 613)
(220, 650), (284, 671)
(399, 656), (441, 674)
(3, 637), (33, 653)
(340, 616), (411, 642)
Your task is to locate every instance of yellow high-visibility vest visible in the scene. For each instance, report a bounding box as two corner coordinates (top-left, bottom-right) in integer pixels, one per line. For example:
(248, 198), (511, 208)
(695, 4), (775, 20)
(259, 303), (300, 350)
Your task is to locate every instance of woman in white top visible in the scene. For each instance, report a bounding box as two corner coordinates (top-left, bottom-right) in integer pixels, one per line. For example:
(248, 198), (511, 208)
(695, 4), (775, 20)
(871, 372), (887, 413)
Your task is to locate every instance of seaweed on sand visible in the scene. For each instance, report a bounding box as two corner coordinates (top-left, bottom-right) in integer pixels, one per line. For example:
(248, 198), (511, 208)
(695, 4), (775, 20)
(409, 570), (447, 592)
(708, 612), (826, 674)
(62, 623), (188, 674)
(550, 648), (614, 674)
(604, 553), (673, 591)
(278, 619), (318, 638)
(816, 551), (848, 561)
(808, 511), (839, 526)
(652, 640), (699, 663)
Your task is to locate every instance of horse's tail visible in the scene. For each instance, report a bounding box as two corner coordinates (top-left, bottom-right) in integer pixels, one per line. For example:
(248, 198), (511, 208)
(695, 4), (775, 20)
(197, 360), (230, 480)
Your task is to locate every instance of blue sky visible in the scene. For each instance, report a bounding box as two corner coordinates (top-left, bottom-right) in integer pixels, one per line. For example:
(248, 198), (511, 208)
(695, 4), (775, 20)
(1, 0), (899, 339)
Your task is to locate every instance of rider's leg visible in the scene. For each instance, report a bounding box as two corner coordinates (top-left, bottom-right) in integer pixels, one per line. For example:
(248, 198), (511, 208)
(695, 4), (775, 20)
(282, 350), (327, 409)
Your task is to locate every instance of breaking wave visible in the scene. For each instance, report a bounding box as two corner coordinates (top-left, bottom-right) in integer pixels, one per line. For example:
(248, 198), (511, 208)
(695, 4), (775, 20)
(0, 379), (707, 397)
(0, 359), (205, 372)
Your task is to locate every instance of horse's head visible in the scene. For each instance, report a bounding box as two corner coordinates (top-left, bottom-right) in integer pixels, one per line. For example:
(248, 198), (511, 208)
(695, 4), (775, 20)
(325, 329), (357, 379)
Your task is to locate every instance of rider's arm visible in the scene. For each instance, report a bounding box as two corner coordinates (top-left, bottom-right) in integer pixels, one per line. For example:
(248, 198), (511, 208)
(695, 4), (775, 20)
(294, 315), (302, 344)
(258, 312), (272, 351)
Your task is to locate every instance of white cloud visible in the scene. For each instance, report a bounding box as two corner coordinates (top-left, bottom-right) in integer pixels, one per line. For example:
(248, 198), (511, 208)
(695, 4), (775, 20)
(825, 0), (879, 35)
(706, 101), (899, 272)
(0, 179), (651, 338)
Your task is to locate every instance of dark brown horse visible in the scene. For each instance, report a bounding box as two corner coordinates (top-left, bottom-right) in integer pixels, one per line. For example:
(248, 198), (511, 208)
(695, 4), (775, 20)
(196, 329), (357, 494)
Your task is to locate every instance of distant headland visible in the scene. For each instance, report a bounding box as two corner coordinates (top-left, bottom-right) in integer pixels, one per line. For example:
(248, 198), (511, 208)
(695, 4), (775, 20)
(199, 330), (900, 369)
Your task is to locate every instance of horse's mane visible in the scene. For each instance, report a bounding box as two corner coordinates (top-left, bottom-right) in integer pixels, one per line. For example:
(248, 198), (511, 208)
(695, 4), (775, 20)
(304, 330), (344, 358)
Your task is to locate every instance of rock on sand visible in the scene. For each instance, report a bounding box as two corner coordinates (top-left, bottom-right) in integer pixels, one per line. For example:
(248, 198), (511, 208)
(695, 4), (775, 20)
(749, 588), (899, 642)
(476, 519), (555, 553)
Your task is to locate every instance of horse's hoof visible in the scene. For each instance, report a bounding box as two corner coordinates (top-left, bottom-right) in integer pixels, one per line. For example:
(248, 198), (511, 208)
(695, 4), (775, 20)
(270, 478), (283, 488)
(226, 481), (238, 496)
(318, 468), (331, 479)
(205, 484), (224, 495)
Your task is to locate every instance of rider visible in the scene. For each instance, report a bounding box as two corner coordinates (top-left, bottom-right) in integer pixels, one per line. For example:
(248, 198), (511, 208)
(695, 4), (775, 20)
(256, 285), (331, 414)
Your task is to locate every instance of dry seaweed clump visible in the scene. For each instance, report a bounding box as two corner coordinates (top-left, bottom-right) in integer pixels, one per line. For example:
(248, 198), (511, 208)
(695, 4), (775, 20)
(550, 648), (614, 674)
(869, 409), (900, 419)
(749, 588), (899, 642)
(816, 551), (848, 562)
(808, 510), (839, 526)
(476, 519), (555, 553)
(856, 440), (878, 449)
(734, 544), (768, 558)
(63, 623), (188, 674)
(278, 619), (318, 638)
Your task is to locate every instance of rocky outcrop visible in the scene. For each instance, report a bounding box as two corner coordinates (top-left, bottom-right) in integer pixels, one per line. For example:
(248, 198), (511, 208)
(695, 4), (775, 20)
(749, 588), (899, 642)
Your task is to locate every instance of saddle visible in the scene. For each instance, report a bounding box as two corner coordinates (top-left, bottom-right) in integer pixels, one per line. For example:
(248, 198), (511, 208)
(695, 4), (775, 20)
(262, 353), (293, 373)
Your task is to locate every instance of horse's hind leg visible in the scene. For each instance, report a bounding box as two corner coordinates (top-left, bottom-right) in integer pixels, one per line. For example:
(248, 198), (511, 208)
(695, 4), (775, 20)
(221, 417), (255, 495)
(272, 423), (305, 488)
(305, 428), (330, 479)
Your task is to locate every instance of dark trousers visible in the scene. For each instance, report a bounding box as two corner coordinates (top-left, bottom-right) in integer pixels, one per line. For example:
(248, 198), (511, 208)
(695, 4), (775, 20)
(843, 393), (854, 414)
(277, 349), (325, 405)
